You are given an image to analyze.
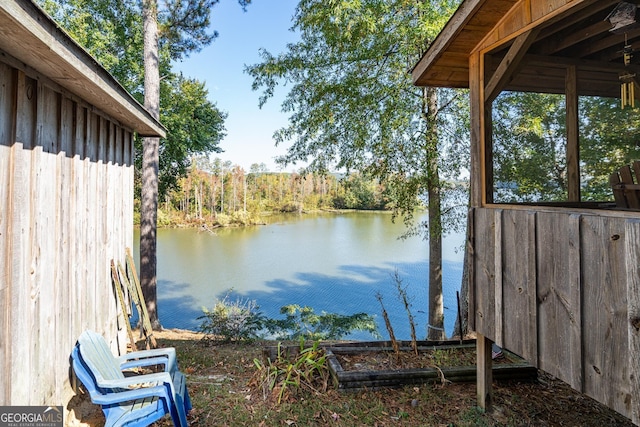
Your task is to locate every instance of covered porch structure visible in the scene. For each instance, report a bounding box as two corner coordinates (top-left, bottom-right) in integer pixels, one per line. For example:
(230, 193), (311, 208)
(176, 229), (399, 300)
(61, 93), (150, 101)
(413, 0), (640, 424)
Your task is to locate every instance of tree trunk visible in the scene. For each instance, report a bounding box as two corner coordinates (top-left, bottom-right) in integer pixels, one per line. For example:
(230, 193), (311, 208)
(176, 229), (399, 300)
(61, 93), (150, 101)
(140, 0), (161, 330)
(424, 86), (445, 341)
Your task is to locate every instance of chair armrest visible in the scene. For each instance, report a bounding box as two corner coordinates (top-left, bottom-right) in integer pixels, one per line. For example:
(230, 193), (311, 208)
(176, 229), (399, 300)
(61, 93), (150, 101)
(121, 356), (171, 372)
(97, 371), (176, 394)
(117, 348), (177, 372)
(612, 183), (640, 190)
(89, 384), (170, 405)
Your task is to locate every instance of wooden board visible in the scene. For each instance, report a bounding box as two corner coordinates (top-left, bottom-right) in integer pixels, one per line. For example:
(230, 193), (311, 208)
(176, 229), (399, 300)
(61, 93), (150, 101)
(536, 212), (582, 390)
(473, 208), (496, 339)
(501, 209), (537, 364)
(10, 71), (36, 404)
(625, 219), (640, 425)
(0, 61), (13, 404)
(581, 216), (631, 417)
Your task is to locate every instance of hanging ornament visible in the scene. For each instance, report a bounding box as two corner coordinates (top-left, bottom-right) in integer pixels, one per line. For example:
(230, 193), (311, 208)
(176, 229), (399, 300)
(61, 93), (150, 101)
(623, 43), (633, 66)
(618, 32), (636, 108)
(607, 2), (639, 34)
(620, 72), (636, 109)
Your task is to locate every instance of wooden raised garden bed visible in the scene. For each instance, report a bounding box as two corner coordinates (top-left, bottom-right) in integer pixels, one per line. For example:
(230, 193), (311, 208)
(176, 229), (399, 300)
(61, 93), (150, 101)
(323, 340), (537, 391)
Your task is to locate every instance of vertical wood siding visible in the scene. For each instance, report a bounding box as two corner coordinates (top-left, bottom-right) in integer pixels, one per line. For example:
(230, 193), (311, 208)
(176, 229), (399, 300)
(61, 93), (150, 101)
(0, 62), (134, 405)
(472, 206), (636, 421)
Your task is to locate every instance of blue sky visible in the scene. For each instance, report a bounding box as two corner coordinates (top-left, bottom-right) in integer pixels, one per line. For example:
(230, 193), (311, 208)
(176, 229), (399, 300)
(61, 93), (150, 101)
(173, 0), (300, 172)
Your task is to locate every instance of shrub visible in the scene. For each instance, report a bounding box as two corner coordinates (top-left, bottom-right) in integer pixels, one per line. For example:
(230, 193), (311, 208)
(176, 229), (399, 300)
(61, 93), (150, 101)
(198, 293), (264, 344)
(263, 304), (380, 340)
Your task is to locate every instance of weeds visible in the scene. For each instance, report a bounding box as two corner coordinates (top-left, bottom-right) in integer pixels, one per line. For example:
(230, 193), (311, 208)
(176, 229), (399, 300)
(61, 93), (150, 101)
(198, 292), (264, 344)
(393, 269), (418, 355)
(249, 338), (330, 405)
(376, 270), (421, 360)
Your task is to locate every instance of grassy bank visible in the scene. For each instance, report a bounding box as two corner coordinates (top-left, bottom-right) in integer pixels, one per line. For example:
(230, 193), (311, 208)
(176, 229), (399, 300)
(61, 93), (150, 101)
(133, 330), (635, 427)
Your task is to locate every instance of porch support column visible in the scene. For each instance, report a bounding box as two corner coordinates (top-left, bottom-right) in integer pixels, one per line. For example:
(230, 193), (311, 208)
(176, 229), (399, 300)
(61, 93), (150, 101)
(477, 333), (494, 410)
(470, 49), (494, 411)
(566, 65), (580, 202)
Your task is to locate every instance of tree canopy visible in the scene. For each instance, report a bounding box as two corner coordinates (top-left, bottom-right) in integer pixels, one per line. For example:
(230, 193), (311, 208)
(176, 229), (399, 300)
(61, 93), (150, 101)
(38, 0), (231, 199)
(247, 0), (466, 339)
(247, 0), (466, 223)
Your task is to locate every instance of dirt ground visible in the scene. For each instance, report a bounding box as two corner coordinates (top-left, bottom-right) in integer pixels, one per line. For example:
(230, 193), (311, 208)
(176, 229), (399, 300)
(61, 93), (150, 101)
(67, 329), (636, 427)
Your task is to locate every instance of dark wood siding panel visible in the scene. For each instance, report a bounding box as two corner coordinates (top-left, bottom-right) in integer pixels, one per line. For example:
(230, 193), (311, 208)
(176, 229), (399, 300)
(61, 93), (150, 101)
(10, 71), (36, 404)
(581, 216), (631, 417)
(536, 212), (582, 390)
(625, 219), (640, 425)
(30, 82), (59, 402)
(0, 61), (13, 405)
(56, 96), (74, 397)
(474, 207), (496, 338)
(501, 209), (537, 364)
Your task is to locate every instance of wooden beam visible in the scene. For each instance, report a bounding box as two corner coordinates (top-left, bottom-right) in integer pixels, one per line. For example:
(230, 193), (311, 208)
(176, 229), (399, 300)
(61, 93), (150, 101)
(483, 53), (494, 205)
(531, 0), (620, 53)
(484, 102), (494, 204)
(566, 65), (580, 202)
(469, 51), (484, 208)
(485, 28), (540, 103)
(477, 333), (493, 411)
(412, 0), (494, 86)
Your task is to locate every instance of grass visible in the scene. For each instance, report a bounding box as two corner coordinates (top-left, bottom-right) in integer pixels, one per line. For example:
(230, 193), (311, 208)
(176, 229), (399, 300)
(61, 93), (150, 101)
(139, 332), (635, 427)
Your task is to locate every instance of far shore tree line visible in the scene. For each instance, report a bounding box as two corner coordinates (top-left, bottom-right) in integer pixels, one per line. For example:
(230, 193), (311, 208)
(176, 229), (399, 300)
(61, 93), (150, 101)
(141, 157), (397, 227)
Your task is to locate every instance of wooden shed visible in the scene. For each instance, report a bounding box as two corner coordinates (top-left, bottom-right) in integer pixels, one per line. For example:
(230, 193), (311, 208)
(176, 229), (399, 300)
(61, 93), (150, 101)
(413, 0), (640, 424)
(0, 0), (164, 409)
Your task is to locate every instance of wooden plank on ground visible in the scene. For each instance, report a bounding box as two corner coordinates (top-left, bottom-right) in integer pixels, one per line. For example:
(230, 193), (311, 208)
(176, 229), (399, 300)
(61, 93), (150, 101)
(625, 219), (640, 425)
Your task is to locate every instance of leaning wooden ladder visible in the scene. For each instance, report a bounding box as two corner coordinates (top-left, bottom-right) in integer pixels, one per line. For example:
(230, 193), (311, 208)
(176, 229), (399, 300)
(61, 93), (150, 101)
(610, 161), (640, 209)
(110, 248), (157, 350)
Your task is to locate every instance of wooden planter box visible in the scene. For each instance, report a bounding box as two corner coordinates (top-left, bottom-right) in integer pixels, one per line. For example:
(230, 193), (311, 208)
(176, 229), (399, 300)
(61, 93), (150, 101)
(323, 340), (537, 391)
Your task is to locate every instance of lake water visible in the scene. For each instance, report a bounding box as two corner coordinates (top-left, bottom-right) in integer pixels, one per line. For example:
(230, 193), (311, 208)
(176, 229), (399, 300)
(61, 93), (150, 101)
(133, 211), (465, 340)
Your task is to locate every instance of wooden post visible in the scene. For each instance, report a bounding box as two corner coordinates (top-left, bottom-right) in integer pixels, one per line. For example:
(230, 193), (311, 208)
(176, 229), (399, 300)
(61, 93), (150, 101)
(469, 51), (488, 207)
(566, 65), (580, 202)
(477, 333), (493, 410)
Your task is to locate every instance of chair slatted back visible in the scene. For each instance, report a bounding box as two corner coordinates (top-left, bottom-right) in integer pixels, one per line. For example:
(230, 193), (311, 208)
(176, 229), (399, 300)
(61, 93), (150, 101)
(77, 330), (126, 383)
(610, 161), (640, 209)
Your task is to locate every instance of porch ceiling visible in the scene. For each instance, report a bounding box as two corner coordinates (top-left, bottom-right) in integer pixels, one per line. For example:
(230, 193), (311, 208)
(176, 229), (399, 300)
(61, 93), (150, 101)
(413, 0), (640, 98)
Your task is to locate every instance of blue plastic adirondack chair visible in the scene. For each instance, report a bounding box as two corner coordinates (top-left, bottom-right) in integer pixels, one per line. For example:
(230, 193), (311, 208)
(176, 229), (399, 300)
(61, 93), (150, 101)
(71, 330), (191, 427)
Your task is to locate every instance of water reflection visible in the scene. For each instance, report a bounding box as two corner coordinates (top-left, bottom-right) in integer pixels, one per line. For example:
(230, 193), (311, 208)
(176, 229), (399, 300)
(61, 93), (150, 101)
(133, 211), (465, 339)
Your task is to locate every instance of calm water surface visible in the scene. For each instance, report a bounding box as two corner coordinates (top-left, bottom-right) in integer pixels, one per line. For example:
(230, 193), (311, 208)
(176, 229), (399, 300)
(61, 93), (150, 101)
(133, 211), (464, 340)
